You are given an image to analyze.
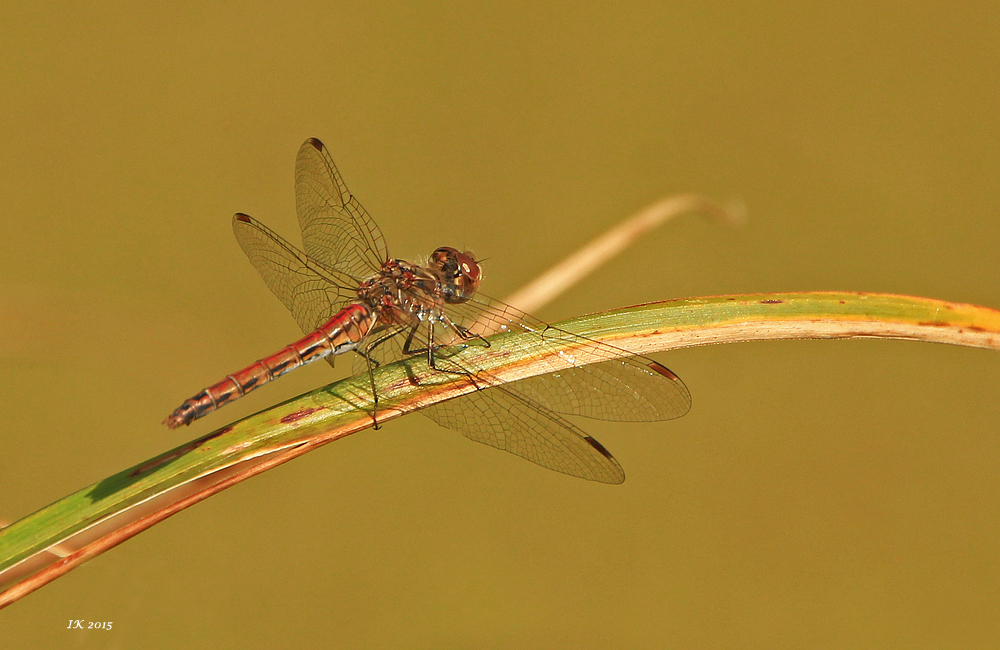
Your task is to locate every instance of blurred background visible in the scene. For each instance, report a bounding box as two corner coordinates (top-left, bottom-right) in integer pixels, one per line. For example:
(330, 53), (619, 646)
(2, 2), (998, 647)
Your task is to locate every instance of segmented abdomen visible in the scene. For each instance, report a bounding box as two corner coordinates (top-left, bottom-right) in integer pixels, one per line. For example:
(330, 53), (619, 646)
(163, 303), (373, 429)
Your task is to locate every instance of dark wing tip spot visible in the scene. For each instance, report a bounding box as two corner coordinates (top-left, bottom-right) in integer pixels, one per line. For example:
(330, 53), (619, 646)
(648, 361), (680, 381)
(306, 137), (324, 151)
(583, 435), (615, 460)
(234, 213), (252, 223)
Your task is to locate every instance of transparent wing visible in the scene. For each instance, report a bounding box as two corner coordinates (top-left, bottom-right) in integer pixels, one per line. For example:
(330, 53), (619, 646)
(295, 138), (389, 279)
(422, 384), (625, 484)
(507, 359), (689, 422)
(232, 213), (357, 335)
(346, 293), (688, 483)
(440, 293), (692, 422)
(347, 316), (627, 482)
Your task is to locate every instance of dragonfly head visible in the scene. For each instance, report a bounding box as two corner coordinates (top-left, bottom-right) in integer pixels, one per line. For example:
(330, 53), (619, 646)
(430, 247), (482, 303)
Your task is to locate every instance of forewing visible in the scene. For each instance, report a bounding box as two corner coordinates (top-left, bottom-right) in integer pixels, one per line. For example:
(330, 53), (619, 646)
(441, 293), (692, 421)
(232, 213), (356, 335)
(295, 138), (388, 279)
(422, 385), (625, 484)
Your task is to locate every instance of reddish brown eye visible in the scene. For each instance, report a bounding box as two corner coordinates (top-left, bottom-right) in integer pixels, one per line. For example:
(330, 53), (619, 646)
(431, 247), (456, 269)
(431, 247), (482, 303)
(456, 252), (482, 285)
(454, 253), (482, 302)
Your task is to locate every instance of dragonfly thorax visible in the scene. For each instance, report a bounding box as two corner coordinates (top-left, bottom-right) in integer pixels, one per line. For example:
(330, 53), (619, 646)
(354, 249), (482, 327)
(353, 258), (446, 326)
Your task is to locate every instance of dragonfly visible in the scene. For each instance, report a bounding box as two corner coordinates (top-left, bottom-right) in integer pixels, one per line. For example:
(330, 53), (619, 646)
(164, 138), (691, 483)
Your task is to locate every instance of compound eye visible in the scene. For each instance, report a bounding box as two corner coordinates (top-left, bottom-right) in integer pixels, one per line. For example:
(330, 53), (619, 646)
(431, 247), (481, 302)
(456, 254), (482, 285)
(432, 247), (458, 262)
(448, 251), (482, 303)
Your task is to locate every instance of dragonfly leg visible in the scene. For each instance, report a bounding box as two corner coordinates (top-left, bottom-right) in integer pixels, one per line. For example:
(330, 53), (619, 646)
(390, 320), (448, 370)
(402, 317), (487, 359)
(426, 320), (435, 369)
(401, 320), (453, 366)
(445, 316), (490, 347)
(400, 322), (424, 356)
(356, 323), (406, 369)
(424, 320), (480, 379)
(356, 325), (407, 429)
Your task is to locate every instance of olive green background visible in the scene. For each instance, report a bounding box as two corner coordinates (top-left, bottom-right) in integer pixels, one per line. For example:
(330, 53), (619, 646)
(2, 2), (998, 647)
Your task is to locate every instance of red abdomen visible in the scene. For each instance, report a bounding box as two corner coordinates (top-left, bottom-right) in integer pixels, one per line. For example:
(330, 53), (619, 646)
(164, 303), (374, 429)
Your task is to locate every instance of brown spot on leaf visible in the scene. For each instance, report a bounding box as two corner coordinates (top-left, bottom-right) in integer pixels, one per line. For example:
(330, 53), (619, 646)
(759, 299), (784, 304)
(280, 407), (324, 423)
(129, 456), (174, 476)
(129, 426), (232, 476)
(193, 429), (229, 446)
